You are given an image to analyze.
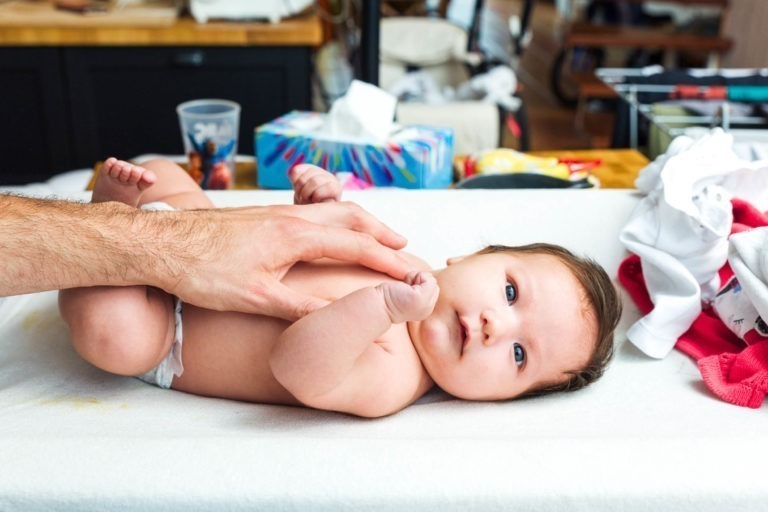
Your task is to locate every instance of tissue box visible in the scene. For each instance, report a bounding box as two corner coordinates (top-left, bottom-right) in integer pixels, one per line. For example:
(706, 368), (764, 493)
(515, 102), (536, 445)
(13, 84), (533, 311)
(255, 111), (454, 189)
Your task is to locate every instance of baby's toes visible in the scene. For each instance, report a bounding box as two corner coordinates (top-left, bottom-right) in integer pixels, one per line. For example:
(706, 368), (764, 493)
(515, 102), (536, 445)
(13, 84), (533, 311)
(136, 169), (157, 190)
(125, 165), (145, 185)
(110, 162), (129, 182)
(100, 157), (119, 177)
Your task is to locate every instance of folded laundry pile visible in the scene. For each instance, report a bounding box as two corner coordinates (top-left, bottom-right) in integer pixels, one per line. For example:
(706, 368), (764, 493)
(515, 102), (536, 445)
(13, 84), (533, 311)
(618, 128), (768, 407)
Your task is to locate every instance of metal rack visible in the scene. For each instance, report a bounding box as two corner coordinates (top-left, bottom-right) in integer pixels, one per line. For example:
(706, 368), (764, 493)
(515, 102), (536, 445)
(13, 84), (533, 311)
(597, 67), (768, 151)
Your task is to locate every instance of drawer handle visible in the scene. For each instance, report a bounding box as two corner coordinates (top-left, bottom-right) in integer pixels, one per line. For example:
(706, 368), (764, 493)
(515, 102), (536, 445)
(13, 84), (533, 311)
(173, 51), (205, 67)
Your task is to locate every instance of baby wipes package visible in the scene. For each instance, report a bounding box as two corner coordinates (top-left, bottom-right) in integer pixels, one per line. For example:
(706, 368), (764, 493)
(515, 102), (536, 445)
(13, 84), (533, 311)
(255, 81), (453, 189)
(255, 111), (454, 189)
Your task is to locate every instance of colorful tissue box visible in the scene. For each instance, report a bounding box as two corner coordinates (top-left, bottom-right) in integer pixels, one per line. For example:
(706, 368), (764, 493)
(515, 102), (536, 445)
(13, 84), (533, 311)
(255, 111), (454, 189)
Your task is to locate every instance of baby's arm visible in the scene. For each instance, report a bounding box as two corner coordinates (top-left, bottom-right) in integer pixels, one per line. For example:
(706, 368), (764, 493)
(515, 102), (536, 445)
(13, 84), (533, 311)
(270, 271), (438, 417)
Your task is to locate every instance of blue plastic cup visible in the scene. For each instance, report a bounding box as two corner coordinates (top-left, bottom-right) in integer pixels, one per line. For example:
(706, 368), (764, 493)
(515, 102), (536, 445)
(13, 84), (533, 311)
(177, 99), (240, 190)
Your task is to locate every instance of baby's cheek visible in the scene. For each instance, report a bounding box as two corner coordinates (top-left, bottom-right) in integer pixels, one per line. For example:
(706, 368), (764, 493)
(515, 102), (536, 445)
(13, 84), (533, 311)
(417, 316), (448, 351)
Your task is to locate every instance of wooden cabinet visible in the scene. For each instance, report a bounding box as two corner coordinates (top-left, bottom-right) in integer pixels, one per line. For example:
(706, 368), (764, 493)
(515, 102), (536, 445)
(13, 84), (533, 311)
(0, 14), (321, 184)
(0, 46), (311, 184)
(66, 46), (311, 173)
(0, 48), (72, 183)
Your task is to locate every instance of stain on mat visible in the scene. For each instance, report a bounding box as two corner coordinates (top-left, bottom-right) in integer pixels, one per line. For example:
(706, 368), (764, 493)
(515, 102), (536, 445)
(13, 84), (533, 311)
(39, 397), (130, 410)
(22, 309), (62, 333)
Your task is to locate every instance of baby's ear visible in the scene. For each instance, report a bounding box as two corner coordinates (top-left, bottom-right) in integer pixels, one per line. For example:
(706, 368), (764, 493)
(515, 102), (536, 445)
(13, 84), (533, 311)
(446, 255), (467, 266)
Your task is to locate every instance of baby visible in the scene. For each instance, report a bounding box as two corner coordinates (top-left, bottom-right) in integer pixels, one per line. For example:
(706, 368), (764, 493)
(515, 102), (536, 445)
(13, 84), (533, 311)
(59, 158), (621, 418)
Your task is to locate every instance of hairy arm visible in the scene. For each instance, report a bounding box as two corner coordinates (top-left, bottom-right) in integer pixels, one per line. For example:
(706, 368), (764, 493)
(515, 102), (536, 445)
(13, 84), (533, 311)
(0, 195), (414, 319)
(0, 195), (193, 295)
(270, 272), (438, 417)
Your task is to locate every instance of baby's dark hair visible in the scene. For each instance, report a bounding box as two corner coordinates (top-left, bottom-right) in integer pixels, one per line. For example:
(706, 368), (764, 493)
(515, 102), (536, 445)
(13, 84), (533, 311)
(477, 243), (622, 398)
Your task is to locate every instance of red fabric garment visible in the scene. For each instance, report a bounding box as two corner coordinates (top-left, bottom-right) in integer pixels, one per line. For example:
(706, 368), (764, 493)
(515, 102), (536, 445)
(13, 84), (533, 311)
(618, 199), (768, 408)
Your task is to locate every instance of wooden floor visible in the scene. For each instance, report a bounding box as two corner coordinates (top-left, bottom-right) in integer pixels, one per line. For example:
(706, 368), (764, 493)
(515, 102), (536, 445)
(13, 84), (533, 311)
(492, 0), (615, 150)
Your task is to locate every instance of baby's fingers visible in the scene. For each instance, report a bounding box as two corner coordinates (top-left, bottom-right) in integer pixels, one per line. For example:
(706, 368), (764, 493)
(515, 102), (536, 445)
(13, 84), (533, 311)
(287, 163), (316, 185)
(407, 271), (439, 313)
(306, 177), (342, 204)
(405, 270), (436, 287)
(418, 275), (439, 304)
(289, 165), (341, 204)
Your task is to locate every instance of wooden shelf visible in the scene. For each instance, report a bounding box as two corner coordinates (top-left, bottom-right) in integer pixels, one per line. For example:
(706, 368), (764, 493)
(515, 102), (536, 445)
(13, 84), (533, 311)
(564, 22), (732, 52)
(0, 11), (322, 46)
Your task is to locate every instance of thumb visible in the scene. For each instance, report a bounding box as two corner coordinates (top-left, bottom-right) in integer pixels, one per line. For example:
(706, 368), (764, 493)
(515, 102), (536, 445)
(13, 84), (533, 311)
(257, 282), (331, 321)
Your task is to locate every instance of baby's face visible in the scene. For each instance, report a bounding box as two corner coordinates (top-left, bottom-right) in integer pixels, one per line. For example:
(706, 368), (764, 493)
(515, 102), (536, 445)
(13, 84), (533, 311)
(408, 251), (596, 400)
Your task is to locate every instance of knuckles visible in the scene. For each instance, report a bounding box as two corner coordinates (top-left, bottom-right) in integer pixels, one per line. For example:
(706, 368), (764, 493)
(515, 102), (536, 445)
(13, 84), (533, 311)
(336, 201), (367, 226)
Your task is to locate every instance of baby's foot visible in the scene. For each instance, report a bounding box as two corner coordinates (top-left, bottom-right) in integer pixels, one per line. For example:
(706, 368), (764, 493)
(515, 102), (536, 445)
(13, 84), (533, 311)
(92, 157), (157, 206)
(377, 271), (439, 324)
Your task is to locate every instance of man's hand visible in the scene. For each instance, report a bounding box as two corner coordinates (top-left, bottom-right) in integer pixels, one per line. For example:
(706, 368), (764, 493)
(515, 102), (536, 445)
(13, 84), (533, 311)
(163, 202), (413, 321)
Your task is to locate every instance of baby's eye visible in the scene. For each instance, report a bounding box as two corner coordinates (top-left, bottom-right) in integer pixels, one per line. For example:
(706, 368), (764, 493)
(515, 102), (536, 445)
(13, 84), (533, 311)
(513, 343), (526, 367)
(505, 281), (517, 305)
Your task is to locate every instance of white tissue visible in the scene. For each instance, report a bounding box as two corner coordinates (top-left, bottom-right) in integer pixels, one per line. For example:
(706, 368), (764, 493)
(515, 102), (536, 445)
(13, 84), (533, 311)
(322, 80), (396, 143)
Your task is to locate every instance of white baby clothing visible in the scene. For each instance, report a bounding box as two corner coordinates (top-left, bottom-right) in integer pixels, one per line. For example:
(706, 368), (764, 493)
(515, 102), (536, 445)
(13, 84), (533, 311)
(728, 227), (768, 328)
(620, 129), (768, 358)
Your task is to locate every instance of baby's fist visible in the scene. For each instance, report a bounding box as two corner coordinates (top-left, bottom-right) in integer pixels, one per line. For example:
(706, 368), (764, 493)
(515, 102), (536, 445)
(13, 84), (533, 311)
(377, 271), (439, 324)
(289, 164), (342, 205)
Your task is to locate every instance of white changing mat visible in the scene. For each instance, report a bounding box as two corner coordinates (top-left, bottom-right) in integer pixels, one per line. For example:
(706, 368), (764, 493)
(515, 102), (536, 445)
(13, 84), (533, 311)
(1, 189), (767, 511)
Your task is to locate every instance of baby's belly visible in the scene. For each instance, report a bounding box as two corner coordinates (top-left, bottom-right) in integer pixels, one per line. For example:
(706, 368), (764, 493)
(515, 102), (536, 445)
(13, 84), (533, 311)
(171, 261), (409, 406)
(171, 305), (302, 405)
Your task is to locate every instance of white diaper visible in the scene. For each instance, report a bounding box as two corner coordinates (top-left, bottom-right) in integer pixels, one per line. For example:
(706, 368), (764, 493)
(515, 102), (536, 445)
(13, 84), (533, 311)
(141, 201), (175, 212)
(135, 297), (184, 389)
(135, 200), (184, 389)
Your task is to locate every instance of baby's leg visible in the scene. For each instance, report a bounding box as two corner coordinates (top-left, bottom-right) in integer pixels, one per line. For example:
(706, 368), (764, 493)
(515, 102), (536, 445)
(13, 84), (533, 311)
(60, 157), (199, 377)
(59, 285), (176, 376)
(93, 157), (213, 210)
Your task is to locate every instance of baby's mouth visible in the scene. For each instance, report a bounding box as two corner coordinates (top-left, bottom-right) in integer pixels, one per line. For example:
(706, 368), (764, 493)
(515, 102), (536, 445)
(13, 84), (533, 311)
(458, 314), (468, 355)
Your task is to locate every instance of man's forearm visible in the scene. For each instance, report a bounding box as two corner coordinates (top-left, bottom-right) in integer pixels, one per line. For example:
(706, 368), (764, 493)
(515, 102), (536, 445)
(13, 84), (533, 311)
(0, 195), (194, 296)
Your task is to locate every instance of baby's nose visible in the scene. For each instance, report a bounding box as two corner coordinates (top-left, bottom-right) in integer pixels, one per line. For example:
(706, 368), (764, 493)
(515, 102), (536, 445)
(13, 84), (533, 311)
(481, 309), (501, 346)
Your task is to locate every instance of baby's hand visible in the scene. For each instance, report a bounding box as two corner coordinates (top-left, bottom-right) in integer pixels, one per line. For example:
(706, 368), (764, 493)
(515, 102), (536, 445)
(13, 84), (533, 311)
(289, 164), (342, 205)
(377, 271), (439, 324)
